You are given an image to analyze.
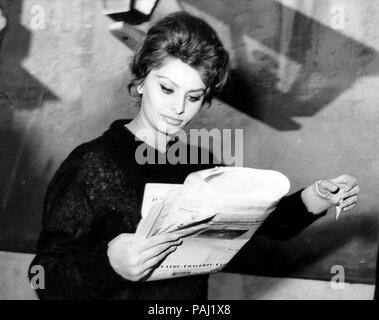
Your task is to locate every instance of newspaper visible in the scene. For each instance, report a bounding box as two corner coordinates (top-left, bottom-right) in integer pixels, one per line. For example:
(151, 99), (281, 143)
(136, 167), (290, 281)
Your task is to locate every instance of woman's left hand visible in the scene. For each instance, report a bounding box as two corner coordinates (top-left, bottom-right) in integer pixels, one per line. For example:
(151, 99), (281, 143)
(301, 174), (360, 215)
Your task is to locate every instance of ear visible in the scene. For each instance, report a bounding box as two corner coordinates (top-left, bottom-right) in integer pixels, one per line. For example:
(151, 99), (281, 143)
(137, 83), (144, 94)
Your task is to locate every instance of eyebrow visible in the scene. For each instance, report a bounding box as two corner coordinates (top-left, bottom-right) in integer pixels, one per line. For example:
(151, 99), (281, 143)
(156, 75), (206, 94)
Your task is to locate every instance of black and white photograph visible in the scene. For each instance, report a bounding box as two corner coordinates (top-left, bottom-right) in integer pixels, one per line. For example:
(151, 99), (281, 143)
(0, 0), (377, 305)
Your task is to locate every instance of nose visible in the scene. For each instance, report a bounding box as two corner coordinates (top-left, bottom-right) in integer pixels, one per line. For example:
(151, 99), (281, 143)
(171, 96), (185, 115)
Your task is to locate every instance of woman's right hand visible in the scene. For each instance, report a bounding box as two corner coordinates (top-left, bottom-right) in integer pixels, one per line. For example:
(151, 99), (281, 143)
(107, 233), (182, 281)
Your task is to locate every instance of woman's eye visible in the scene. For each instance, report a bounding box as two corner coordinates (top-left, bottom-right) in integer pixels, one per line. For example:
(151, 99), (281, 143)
(160, 85), (174, 94)
(188, 96), (202, 103)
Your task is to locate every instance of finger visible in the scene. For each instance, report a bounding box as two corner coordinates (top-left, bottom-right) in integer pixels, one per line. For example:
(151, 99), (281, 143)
(143, 245), (178, 270)
(108, 233), (134, 246)
(139, 268), (154, 281)
(340, 186), (360, 199)
(137, 233), (180, 252)
(342, 179), (358, 192)
(175, 224), (208, 237)
(332, 175), (358, 191)
(342, 203), (357, 212)
(164, 224), (181, 233)
(340, 196), (358, 209)
(139, 238), (182, 263)
(319, 180), (340, 195)
(157, 223), (177, 234)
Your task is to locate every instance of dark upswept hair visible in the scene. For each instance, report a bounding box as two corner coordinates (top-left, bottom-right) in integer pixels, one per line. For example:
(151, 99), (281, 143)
(128, 11), (230, 104)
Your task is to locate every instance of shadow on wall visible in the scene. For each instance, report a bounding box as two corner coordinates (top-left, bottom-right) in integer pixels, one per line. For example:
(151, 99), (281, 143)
(175, 0), (378, 285)
(207, 0), (379, 130)
(111, 0), (379, 131)
(0, 0), (58, 252)
(225, 212), (377, 284)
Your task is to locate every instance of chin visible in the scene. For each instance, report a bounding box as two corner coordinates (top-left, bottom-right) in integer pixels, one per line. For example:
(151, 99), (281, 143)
(158, 126), (181, 136)
(157, 120), (185, 136)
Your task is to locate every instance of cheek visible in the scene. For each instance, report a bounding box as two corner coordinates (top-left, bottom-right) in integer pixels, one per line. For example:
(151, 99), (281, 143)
(184, 102), (202, 120)
(142, 85), (164, 113)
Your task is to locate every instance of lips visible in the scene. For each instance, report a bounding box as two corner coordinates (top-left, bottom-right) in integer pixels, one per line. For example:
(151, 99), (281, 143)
(161, 115), (183, 126)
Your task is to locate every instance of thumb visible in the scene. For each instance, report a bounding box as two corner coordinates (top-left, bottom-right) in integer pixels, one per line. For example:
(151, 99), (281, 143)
(109, 233), (135, 246)
(318, 180), (340, 196)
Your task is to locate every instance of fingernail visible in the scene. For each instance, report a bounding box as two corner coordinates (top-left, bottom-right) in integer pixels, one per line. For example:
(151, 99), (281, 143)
(171, 234), (180, 240)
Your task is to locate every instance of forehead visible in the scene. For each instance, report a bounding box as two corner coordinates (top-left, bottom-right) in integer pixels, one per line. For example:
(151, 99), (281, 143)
(149, 57), (206, 90)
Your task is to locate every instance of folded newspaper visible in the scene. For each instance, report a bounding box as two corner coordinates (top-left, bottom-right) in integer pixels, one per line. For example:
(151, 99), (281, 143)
(136, 166), (290, 280)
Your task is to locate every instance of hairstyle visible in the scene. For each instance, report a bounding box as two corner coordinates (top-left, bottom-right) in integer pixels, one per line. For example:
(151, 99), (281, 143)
(128, 11), (230, 104)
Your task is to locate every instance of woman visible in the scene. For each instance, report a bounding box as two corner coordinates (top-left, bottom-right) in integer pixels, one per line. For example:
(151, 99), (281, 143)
(29, 12), (359, 300)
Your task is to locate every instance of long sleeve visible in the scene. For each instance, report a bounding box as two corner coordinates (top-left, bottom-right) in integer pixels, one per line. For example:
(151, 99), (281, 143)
(28, 120), (215, 300)
(29, 150), (130, 300)
(255, 189), (326, 240)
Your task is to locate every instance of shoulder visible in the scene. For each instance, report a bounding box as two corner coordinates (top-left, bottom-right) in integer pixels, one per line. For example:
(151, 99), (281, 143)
(48, 135), (119, 189)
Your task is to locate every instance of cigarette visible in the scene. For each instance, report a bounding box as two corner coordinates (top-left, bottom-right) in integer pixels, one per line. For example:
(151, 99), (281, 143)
(336, 198), (343, 220)
(336, 205), (342, 220)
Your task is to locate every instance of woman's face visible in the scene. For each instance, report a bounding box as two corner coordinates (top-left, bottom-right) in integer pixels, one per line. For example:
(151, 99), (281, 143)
(137, 57), (207, 136)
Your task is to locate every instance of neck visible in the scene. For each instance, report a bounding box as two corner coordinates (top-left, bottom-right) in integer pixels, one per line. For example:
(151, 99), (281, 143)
(125, 112), (170, 153)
